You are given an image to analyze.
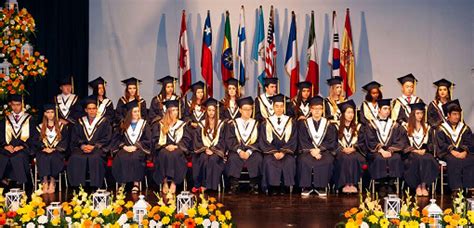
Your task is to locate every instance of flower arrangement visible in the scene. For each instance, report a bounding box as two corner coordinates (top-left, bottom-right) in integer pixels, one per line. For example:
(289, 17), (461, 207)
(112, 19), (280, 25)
(340, 192), (389, 228)
(0, 103), (38, 120)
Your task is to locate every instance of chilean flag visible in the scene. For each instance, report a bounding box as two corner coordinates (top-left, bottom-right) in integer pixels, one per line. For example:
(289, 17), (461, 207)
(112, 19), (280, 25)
(285, 11), (299, 98)
(201, 10), (213, 97)
(178, 10), (192, 94)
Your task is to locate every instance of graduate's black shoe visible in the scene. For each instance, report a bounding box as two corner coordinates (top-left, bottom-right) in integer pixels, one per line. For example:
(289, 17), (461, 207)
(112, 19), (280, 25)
(227, 184), (239, 195)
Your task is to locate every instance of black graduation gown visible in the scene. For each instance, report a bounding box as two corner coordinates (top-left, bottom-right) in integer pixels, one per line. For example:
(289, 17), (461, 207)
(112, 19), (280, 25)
(427, 100), (446, 128)
(366, 119), (405, 180)
(115, 97), (147, 125)
(401, 125), (438, 189)
(67, 116), (112, 187)
(296, 117), (337, 188)
(34, 123), (69, 178)
(436, 121), (474, 189)
(254, 94), (275, 122)
(220, 98), (241, 122)
(259, 115), (298, 188)
(359, 101), (379, 127)
(192, 120), (226, 190)
(94, 96), (115, 123)
(55, 94), (83, 124)
(334, 123), (367, 188)
(391, 96), (423, 126)
(324, 97), (345, 122)
(289, 99), (310, 120)
(148, 94), (179, 122)
(0, 113), (36, 184)
(183, 100), (206, 127)
(152, 120), (191, 185)
(224, 118), (262, 179)
(111, 119), (151, 183)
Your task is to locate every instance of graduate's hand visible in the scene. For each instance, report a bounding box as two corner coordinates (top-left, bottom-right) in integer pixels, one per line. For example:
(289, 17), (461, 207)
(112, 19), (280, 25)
(59, 119), (69, 125)
(310, 149), (320, 158)
(451, 150), (461, 158)
(381, 150), (392, 158)
(129, 146), (137, 152)
(298, 116), (307, 121)
(342, 148), (354, 154)
(165, 145), (177, 151)
(314, 153), (322, 160)
(274, 152), (284, 160)
(205, 148), (214, 155)
(191, 123), (198, 128)
(459, 151), (467, 159)
(417, 149), (426, 155)
(13, 146), (24, 152)
(4, 145), (14, 153)
(239, 151), (249, 160)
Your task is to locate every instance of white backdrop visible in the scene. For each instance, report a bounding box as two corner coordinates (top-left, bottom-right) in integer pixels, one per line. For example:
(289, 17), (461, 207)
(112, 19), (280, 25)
(89, 0), (474, 125)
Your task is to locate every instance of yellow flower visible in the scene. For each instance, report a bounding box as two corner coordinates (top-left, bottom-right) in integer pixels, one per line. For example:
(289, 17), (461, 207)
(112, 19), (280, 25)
(408, 221), (419, 228)
(450, 219), (459, 226)
(374, 211), (384, 217)
(90, 210), (99, 217)
(21, 214), (31, 223)
(198, 206), (208, 216)
(125, 201), (134, 209)
(102, 208), (111, 217)
(81, 207), (91, 215)
(444, 208), (452, 214)
(51, 217), (60, 226)
(162, 216), (170, 225)
(195, 217), (203, 225)
(116, 199), (125, 206)
(73, 212), (82, 219)
(400, 210), (410, 217)
(368, 215), (378, 224)
(379, 218), (389, 228)
(187, 208), (197, 218)
(74, 206), (82, 212)
(218, 214), (226, 222)
(399, 221), (408, 227)
(444, 215), (452, 223)
(225, 210), (232, 220)
(459, 218), (468, 226)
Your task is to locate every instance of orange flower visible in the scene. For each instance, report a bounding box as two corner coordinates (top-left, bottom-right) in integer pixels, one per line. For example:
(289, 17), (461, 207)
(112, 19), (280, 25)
(53, 209), (60, 216)
(175, 213), (185, 220)
(184, 218), (196, 228)
(34, 51), (40, 57)
(452, 214), (460, 220)
(142, 219), (149, 226)
(390, 219), (400, 225)
(83, 219), (92, 228)
(209, 215), (216, 222)
(151, 206), (160, 214)
(421, 217), (429, 223)
(114, 206), (123, 214)
(172, 222), (181, 228)
(93, 224), (101, 228)
(216, 203), (224, 208)
(126, 211), (134, 219)
(349, 207), (358, 214)
(356, 212), (364, 220)
(412, 210), (420, 217)
(208, 204), (216, 212)
(209, 197), (217, 203)
(153, 214), (160, 221)
(344, 211), (352, 219)
(422, 209), (429, 217)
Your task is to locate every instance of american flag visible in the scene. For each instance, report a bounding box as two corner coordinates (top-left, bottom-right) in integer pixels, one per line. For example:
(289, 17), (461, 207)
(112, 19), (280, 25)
(265, 6), (276, 78)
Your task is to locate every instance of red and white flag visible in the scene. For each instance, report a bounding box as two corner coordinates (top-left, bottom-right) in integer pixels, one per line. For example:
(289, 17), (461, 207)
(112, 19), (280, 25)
(285, 11), (299, 98)
(178, 10), (192, 95)
(265, 6), (277, 78)
(328, 11), (340, 77)
(305, 11), (319, 95)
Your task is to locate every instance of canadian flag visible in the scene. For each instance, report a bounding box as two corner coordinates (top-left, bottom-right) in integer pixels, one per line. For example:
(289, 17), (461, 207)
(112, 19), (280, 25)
(178, 10), (191, 95)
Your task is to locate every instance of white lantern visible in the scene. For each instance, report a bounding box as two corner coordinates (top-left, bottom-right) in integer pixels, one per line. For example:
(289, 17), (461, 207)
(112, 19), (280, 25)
(5, 0), (18, 11)
(6, 188), (24, 211)
(0, 59), (11, 76)
(177, 191), (194, 215)
(46, 202), (62, 221)
(424, 199), (443, 228)
(133, 195), (148, 225)
(21, 41), (33, 57)
(467, 198), (474, 211)
(384, 194), (400, 219)
(92, 189), (111, 212)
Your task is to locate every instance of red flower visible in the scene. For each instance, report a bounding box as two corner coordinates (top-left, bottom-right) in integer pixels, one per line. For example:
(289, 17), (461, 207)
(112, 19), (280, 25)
(6, 211), (17, 218)
(184, 218), (196, 228)
(0, 217), (5, 225)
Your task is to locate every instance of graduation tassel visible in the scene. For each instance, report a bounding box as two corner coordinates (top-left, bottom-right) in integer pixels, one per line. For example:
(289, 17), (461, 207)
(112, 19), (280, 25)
(355, 108), (358, 124)
(450, 83), (454, 100)
(204, 83), (207, 99)
(252, 102), (255, 119)
(71, 76), (75, 94)
(55, 101), (59, 122)
(277, 80), (280, 94)
(284, 96), (286, 115)
(178, 99), (181, 119)
(311, 84), (314, 97)
(413, 80), (416, 96)
(21, 94), (24, 111)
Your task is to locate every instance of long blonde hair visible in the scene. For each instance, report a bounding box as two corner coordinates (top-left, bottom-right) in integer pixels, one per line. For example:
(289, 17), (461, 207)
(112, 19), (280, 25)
(160, 108), (177, 135)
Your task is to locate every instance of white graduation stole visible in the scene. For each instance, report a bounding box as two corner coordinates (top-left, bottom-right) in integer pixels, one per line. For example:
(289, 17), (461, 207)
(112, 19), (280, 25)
(432, 100), (447, 124)
(125, 119), (146, 145)
(337, 124), (360, 148)
(306, 117), (329, 148)
(440, 122), (468, 148)
(158, 120), (186, 146)
(56, 94), (77, 118)
(159, 94), (178, 113)
(234, 118), (258, 145)
(372, 119), (395, 146)
(228, 99), (240, 119)
(258, 94), (274, 119)
(397, 96), (420, 116)
(266, 115), (292, 143)
(299, 102), (310, 117)
(202, 120), (225, 147)
(79, 116), (105, 141)
(97, 98), (111, 118)
(188, 100), (204, 121)
(37, 123), (63, 148)
(327, 98), (342, 120)
(408, 124), (430, 149)
(5, 113), (30, 144)
(362, 101), (379, 122)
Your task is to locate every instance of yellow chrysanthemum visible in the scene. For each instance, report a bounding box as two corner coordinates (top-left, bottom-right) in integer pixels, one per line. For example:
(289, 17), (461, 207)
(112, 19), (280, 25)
(379, 218), (389, 228)
(444, 215), (452, 223)
(225, 210), (232, 220)
(218, 214), (226, 222)
(408, 221), (419, 228)
(102, 208), (111, 217)
(368, 215), (378, 224)
(187, 208), (197, 218)
(459, 218), (468, 226)
(198, 206), (208, 216)
(162, 216), (170, 225)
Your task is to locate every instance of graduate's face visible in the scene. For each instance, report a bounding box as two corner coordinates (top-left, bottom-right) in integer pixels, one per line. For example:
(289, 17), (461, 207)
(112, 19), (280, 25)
(97, 84), (105, 96)
(168, 107), (179, 119)
(344, 108), (355, 122)
(437, 86), (448, 99)
(301, 88), (311, 99)
(402, 82), (414, 96)
(370, 88), (380, 101)
(206, 106), (216, 118)
(332, 84), (343, 96)
(265, 84), (277, 95)
(44, 110), (55, 120)
(240, 104), (253, 119)
(60, 84), (72, 95)
(85, 104), (98, 117)
(273, 102), (284, 116)
(131, 107), (141, 120)
(379, 106), (391, 118)
(127, 85), (137, 96)
(228, 85), (237, 97)
(414, 110), (424, 122)
(310, 105), (323, 118)
(448, 111), (461, 124)
(165, 83), (174, 95)
(9, 101), (22, 113)
(196, 89), (204, 100)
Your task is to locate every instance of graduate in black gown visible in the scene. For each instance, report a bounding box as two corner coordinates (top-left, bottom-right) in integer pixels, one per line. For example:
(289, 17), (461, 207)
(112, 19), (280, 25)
(366, 98), (405, 193)
(359, 81), (383, 126)
(297, 96), (337, 196)
(55, 77), (83, 125)
(0, 94), (36, 186)
(88, 77), (114, 122)
(152, 100), (190, 194)
(34, 104), (69, 194)
(324, 76), (346, 122)
(391, 74), (423, 127)
(254, 78), (278, 122)
(436, 100), (474, 192)
(402, 102), (438, 197)
(225, 97), (262, 194)
(148, 75), (180, 123)
(334, 100), (366, 194)
(192, 98), (226, 192)
(67, 98), (112, 188)
(289, 81), (312, 121)
(220, 78), (241, 122)
(183, 81), (207, 128)
(427, 79), (454, 128)
(259, 94), (297, 195)
(115, 77), (148, 126)
(111, 100), (152, 194)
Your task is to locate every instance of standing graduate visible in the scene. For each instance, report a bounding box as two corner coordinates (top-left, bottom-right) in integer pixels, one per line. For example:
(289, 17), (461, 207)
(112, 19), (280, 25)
(324, 76), (346, 122)
(289, 81), (312, 121)
(34, 104), (69, 194)
(366, 98), (405, 193)
(427, 79), (454, 128)
(111, 100), (152, 194)
(391, 74), (423, 127)
(334, 100), (366, 194)
(225, 97), (262, 195)
(220, 78), (241, 122)
(88, 77), (114, 122)
(183, 81), (207, 128)
(0, 94), (36, 186)
(115, 77), (147, 125)
(359, 81), (383, 126)
(55, 77), (82, 125)
(436, 100), (474, 193)
(254, 78), (278, 122)
(259, 94), (298, 195)
(67, 98), (112, 188)
(148, 75), (180, 122)
(402, 102), (438, 196)
(152, 100), (190, 194)
(297, 96), (337, 196)
(192, 98), (226, 192)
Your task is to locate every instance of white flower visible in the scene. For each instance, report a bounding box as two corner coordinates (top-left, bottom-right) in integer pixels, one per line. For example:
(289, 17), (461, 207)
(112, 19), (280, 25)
(40, 56), (45, 60)
(157, 222), (163, 228)
(25, 104), (30, 109)
(10, 20), (14, 25)
(26, 223), (35, 228)
(37, 215), (47, 224)
(117, 214), (128, 225)
(65, 217), (72, 223)
(38, 69), (43, 74)
(14, 39), (20, 44)
(149, 220), (157, 227)
(202, 219), (211, 227)
(3, 40), (8, 45)
(123, 224), (130, 228)
(38, 226), (44, 228)
(211, 221), (219, 228)
(361, 222), (369, 228)
(4, 76), (9, 81)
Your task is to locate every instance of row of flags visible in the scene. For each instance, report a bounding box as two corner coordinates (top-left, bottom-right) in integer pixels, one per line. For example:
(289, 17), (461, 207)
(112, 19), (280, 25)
(178, 6), (355, 98)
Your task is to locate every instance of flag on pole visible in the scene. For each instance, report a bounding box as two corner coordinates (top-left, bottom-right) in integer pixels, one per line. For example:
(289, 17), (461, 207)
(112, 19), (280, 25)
(285, 11), (299, 98)
(305, 11), (320, 95)
(237, 5), (246, 87)
(201, 10), (213, 97)
(178, 10), (192, 94)
(341, 8), (356, 97)
(221, 11), (234, 84)
(252, 6), (265, 86)
(265, 5), (276, 78)
(328, 11), (340, 78)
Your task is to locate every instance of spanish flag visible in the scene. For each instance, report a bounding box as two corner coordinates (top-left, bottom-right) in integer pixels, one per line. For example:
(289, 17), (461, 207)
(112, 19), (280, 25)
(341, 8), (356, 97)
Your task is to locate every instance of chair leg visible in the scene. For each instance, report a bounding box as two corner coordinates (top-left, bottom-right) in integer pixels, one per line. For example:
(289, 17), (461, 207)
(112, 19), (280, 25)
(183, 178), (187, 191)
(441, 167), (444, 195)
(104, 178), (108, 189)
(221, 175), (225, 192)
(145, 176), (149, 189)
(64, 171), (69, 189)
(59, 174), (62, 192)
(34, 162), (38, 190)
(371, 180), (375, 195)
(290, 185), (293, 194)
(358, 177), (363, 193)
(396, 178), (400, 195)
